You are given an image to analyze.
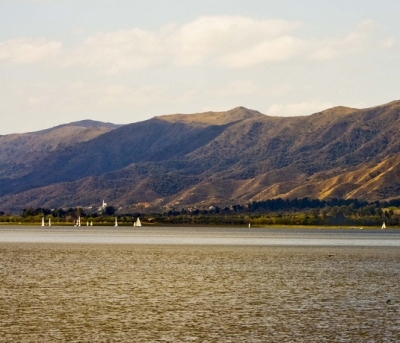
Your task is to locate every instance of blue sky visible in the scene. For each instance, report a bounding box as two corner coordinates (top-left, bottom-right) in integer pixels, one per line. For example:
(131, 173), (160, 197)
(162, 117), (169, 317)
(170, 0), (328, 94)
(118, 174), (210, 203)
(1, 0), (399, 134)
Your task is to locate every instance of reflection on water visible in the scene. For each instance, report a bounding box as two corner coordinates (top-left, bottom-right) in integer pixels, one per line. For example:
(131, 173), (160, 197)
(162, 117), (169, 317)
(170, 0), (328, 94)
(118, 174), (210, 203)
(1, 242), (400, 342)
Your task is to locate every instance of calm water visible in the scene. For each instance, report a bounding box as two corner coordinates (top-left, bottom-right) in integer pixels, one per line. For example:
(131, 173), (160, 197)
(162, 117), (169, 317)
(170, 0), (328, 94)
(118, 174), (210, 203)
(1, 227), (400, 342)
(1, 226), (400, 246)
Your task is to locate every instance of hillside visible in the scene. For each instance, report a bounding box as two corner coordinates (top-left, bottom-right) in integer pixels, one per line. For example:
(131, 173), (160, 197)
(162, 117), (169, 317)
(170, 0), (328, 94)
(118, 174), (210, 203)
(0, 120), (120, 179)
(1, 102), (400, 213)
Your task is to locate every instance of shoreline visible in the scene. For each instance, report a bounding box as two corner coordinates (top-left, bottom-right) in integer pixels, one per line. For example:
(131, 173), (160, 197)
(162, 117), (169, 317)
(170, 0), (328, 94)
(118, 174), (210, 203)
(0, 222), (398, 230)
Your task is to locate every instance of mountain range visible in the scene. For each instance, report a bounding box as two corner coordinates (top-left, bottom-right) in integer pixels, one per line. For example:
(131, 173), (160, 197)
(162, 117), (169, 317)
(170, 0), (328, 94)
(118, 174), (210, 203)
(1, 100), (400, 213)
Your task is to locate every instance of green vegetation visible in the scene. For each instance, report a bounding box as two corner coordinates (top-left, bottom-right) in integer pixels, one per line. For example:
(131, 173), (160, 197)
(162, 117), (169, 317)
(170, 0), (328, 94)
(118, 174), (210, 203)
(1, 197), (399, 227)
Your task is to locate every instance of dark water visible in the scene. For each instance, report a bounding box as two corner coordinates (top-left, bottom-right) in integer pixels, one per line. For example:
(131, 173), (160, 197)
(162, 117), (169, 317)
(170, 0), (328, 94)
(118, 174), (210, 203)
(1, 227), (400, 342)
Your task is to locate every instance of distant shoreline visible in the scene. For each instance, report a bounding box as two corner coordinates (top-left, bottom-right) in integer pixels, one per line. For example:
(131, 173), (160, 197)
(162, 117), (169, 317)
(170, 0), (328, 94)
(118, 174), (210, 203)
(0, 222), (398, 230)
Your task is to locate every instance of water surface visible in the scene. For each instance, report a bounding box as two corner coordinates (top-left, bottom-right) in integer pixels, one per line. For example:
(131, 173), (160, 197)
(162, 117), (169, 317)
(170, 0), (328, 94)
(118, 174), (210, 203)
(1, 227), (400, 342)
(1, 226), (400, 246)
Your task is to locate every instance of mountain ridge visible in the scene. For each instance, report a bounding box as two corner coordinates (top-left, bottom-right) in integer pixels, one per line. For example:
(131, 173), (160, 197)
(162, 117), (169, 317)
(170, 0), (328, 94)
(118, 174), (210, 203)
(1, 101), (400, 213)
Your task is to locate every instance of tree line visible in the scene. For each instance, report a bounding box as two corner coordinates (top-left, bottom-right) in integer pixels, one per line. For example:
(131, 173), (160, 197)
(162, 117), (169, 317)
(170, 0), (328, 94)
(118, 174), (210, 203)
(160, 197), (400, 226)
(0, 197), (399, 227)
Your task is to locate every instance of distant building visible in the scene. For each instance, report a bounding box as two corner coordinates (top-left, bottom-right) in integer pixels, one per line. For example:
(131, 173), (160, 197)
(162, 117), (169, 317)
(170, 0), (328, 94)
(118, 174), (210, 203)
(98, 199), (107, 212)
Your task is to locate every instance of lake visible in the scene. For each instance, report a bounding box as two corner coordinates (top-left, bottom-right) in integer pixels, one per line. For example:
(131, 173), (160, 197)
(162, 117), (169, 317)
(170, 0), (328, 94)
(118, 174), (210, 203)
(1, 226), (399, 342)
(1, 225), (400, 246)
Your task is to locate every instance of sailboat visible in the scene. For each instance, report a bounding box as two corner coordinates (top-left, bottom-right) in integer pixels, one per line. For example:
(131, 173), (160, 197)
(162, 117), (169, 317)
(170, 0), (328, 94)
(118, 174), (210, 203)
(114, 217), (118, 227)
(381, 222), (386, 230)
(48, 218), (51, 227)
(41, 217), (45, 227)
(134, 217), (142, 227)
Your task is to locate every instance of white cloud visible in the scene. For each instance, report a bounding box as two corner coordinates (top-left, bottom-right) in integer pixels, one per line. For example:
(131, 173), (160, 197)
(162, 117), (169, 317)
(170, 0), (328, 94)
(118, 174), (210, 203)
(381, 37), (395, 49)
(219, 35), (306, 68)
(17, 80), (176, 114)
(0, 38), (62, 64)
(0, 14), (397, 135)
(63, 28), (165, 74)
(63, 16), (303, 73)
(60, 16), (391, 74)
(309, 19), (382, 61)
(171, 15), (301, 66)
(266, 101), (335, 117)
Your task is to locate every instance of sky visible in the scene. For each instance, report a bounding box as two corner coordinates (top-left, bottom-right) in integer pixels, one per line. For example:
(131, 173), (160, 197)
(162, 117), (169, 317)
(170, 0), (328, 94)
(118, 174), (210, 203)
(0, 0), (399, 134)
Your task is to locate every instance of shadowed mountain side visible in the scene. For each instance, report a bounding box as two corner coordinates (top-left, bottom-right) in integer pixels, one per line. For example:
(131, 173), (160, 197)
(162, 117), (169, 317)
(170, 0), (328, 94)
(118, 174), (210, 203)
(0, 165), (200, 212)
(0, 118), (228, 196)
(0, 120), (120, 179)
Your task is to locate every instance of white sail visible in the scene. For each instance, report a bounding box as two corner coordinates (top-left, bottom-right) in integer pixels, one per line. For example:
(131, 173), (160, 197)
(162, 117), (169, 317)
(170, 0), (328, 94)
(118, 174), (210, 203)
(136, 217), (142, 227)
(114, 217), (118, 227)
(381, 222), (386, 229)
(41, 217), (45, 227)
(48, 218), (51, 227)
(90, 221), (93, 226)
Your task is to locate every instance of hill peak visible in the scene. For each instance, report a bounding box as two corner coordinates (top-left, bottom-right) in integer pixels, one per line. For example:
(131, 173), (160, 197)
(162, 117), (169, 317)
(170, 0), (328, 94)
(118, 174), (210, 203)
(28, 119), (121, 136)
(157, 107), (265, 126)
(317, 106), (358, 116)
(316, 100), (400, 117)
(49, 119), (120, 131)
